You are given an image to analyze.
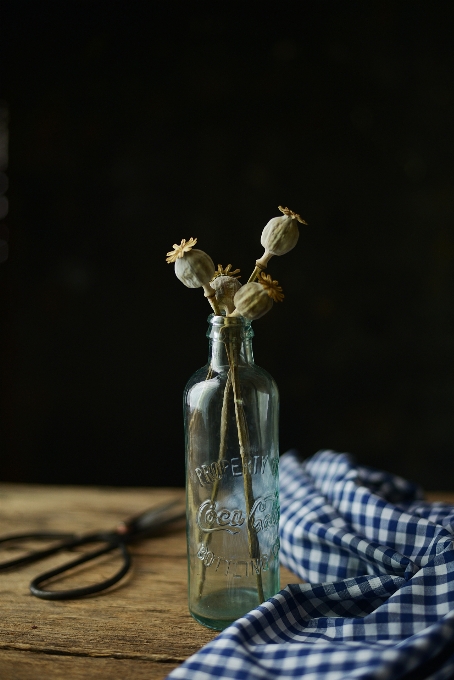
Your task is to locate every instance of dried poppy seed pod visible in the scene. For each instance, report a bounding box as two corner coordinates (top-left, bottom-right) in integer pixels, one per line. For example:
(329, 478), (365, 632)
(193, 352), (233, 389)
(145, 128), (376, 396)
(211, 275), (242, 315)
(174, 249), (215, 289)
(166, 238), (220, 314)
(229, 282), (273, 320)
(175, 250), (220, 312)
(250, 207), (307, 280)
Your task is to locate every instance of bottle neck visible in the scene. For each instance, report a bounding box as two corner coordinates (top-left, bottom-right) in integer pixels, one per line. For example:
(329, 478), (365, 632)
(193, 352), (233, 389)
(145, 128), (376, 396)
(207, 316), (255, 372)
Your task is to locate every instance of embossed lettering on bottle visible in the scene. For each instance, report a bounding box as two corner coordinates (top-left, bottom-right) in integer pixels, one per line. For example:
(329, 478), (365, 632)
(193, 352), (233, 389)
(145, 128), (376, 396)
(197, 500), (245, 534)
(193, 454), (278, 487)
(196, 493), (279, 535)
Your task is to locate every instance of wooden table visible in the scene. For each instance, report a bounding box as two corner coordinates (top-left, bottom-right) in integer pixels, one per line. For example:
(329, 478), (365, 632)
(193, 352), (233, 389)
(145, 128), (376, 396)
(0, 484), (304, 680)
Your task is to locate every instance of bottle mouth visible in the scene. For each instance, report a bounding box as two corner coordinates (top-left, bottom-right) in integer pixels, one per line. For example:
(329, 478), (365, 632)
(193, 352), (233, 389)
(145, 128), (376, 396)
(208, 314), (243, 326)
(207, 314), (254, 339)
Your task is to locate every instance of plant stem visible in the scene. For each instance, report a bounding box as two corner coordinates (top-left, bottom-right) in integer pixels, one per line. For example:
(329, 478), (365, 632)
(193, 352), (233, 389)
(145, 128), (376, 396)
(197, 370), (232, 599)
(227, 328), (265, 604)
(247, 266), (261, 283)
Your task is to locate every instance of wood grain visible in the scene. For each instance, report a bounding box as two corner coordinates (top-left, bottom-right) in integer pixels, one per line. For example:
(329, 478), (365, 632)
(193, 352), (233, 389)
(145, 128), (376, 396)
(0, 649), (181, 680)
(0, 483), (302, 680)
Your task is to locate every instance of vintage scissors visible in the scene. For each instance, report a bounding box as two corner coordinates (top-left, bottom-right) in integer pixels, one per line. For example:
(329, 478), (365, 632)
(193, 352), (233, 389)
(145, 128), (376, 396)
(0, 500), (185, 600)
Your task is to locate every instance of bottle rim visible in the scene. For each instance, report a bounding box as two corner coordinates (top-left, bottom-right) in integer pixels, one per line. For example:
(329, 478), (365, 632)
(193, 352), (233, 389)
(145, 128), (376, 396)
(206, 314), (254, 339)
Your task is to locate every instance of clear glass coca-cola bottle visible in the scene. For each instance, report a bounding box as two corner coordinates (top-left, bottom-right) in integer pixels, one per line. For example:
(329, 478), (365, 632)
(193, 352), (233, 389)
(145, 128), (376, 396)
(184, 314), (280, 630)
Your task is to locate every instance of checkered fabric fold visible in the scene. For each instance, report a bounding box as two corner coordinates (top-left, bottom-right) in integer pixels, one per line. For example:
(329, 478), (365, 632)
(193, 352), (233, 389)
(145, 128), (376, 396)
(168, 450), (454, 680)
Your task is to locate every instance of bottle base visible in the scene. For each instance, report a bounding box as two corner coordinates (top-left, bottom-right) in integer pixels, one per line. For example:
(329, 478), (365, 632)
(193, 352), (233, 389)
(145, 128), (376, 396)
(190, 587), (261, 631)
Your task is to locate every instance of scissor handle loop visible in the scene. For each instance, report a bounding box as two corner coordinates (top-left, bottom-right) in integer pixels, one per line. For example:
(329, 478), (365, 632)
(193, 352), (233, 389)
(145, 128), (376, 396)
(30, 540), (131, 600)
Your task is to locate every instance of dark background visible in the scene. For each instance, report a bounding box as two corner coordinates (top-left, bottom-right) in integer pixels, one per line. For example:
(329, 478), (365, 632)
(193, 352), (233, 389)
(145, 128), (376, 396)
(1, 1), (454, 489)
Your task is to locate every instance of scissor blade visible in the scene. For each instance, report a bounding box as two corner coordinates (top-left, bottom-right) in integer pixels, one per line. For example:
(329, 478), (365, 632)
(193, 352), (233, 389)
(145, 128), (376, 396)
(116, 500), (185, 538)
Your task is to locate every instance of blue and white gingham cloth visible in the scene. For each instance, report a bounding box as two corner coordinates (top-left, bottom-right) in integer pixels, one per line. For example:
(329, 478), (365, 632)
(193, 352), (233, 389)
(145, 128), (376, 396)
(168, 450), (454, 680)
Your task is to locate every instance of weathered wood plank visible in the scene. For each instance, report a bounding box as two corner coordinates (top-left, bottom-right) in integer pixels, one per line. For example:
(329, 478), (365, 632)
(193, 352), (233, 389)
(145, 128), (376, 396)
(0, 648), (180, 680)
(0, 483), (303, 678)
(425, 492), (454, 503)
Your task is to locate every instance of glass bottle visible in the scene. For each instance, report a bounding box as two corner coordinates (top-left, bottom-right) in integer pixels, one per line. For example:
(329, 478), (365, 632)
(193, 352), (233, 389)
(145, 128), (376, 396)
(184, 314), (280, 630)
